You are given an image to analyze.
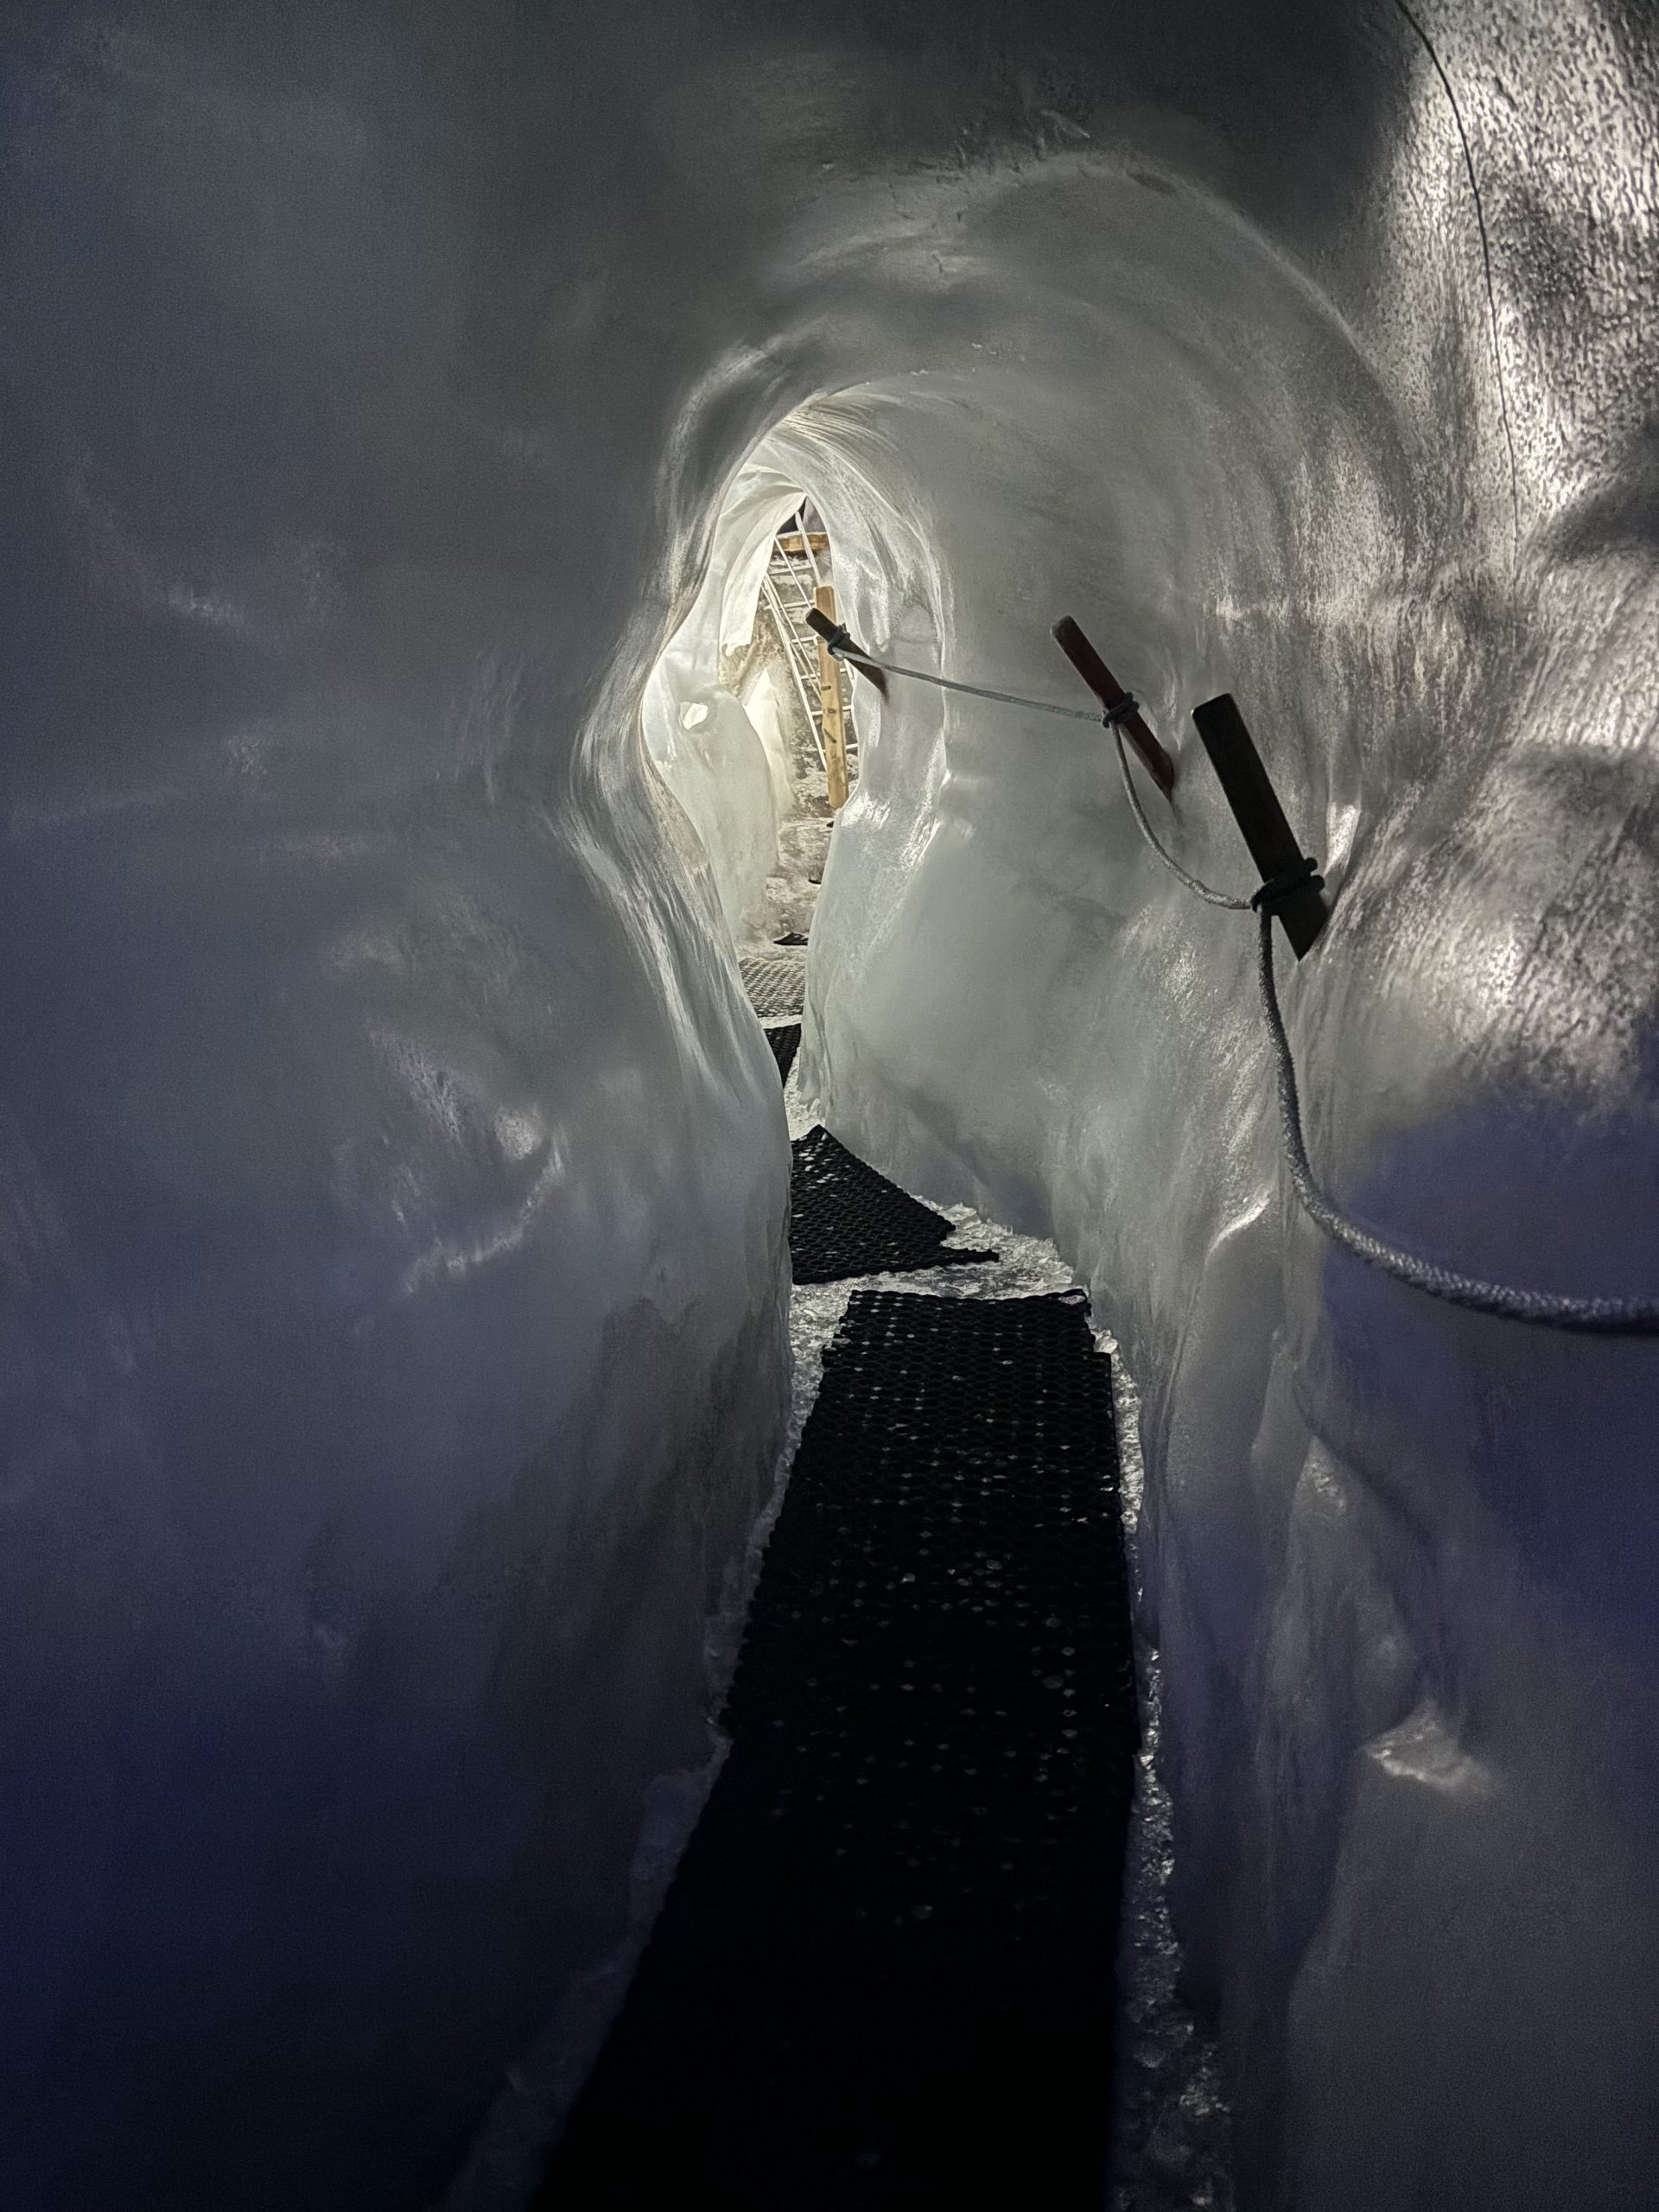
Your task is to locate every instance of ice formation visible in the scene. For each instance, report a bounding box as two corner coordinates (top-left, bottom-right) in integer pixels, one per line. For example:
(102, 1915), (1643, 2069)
(640, 467), (806, 936)
(3, 1), (1657, 2207)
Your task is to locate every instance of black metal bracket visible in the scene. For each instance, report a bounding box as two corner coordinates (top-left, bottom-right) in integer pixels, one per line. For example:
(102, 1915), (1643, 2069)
(804, 606), (889, 697)
(1191, 694), (1328, 958)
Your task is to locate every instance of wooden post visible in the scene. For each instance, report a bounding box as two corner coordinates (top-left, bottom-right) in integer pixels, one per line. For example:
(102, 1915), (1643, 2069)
(1051, 617), (1177, 798)
(813, 583), (851, 810)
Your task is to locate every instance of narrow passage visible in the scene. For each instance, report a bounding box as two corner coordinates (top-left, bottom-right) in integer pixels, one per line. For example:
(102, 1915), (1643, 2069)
(540, 981), (1138, 2207)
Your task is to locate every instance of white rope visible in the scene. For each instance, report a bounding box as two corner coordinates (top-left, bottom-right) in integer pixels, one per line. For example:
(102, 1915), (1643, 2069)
(1108, 725), (1659, 1335)
(827, 614), (1659, 1331)
(829, 637), (1104, 724)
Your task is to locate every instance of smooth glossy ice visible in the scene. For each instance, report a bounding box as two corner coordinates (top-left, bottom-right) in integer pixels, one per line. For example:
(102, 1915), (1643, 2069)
(3, 2), (1656, 2206)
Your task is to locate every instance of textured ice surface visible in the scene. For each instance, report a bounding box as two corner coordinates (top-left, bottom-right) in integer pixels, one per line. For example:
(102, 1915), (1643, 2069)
(3, 2), (1658, 2207)
(1108, 1353), (1236, 2212)
(0, 13), (798, 2207)
(641, 467), (806, 935)
(781, 21), (1659, 2209)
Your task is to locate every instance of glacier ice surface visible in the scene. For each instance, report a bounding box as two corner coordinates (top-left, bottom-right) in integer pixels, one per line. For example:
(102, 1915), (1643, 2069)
(3, 1), (1658, 2206)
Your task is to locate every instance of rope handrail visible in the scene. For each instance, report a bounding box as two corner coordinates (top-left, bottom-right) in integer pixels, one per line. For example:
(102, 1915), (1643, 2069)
(810, 598), (1659, 1335)
(808, 613), (1104, 723)
(1104, 725), (1659, 1335)
(805, 603), (1181, 798)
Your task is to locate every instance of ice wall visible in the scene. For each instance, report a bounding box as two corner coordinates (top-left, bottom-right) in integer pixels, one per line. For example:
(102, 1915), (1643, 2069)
(779, 13), (1659, 2209)
(0, 10), (798, 2207)
(640, 467), (803, 936)
(4, 0), (1656, 2206)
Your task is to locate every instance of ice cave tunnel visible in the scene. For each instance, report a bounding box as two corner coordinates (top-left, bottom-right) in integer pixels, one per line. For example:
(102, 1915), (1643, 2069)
(3, 2), (1658, 2207)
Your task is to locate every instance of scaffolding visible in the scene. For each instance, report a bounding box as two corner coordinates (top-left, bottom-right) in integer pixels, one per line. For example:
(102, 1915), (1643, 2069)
(761, 504), (859, 804)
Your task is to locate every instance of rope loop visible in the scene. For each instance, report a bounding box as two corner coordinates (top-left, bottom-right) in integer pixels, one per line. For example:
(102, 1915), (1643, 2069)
(1110, 720), (1659, 1334)
(1249, 856), (1325, 914)
(798, 619), (1659, 1334)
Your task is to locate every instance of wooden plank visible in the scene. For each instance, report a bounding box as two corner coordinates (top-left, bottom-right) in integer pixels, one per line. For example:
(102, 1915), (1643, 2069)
(1191, 693), (1327, 957)
(776, 532), (830, 555)
(814, 583), (851, 810)
(1051, 618), (1177, 798)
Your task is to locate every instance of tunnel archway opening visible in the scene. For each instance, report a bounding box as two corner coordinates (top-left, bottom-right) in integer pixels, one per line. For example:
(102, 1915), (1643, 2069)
(724, 499), (864, 942)
(642, 484), (869, 952)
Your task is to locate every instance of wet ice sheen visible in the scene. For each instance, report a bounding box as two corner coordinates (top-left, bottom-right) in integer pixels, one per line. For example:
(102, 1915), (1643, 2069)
(4, 3), (1657, 2208)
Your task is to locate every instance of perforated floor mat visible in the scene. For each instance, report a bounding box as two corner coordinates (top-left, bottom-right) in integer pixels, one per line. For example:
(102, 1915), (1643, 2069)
(766, 1022), (801, 1084)
(741, 949), (805, 1019)
(541, 1289), (1135, 2209)
(790, 1126), (995, 1282)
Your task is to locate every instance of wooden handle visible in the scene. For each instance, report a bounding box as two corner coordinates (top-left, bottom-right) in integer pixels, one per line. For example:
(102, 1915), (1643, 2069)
(813, 586), (851, 810)
(1191, 693), (1327, 958)
(1051, 618), (1177, 798)
(804, 606), (887, 699)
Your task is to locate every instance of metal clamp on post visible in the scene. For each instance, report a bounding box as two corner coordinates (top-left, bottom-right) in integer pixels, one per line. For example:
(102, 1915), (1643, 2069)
(1191, 694), (1327, 958)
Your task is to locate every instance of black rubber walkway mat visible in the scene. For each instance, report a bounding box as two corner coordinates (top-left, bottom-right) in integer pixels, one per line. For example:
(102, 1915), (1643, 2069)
(766, 1022), (801, 1084)
(790, 1126), (995, 1282)
(541, 1289), (1136, 2209)
(741, 948), (805, 1019)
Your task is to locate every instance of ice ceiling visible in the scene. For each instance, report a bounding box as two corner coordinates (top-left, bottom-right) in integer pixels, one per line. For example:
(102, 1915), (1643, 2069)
(3, 2), (1657, 2207)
